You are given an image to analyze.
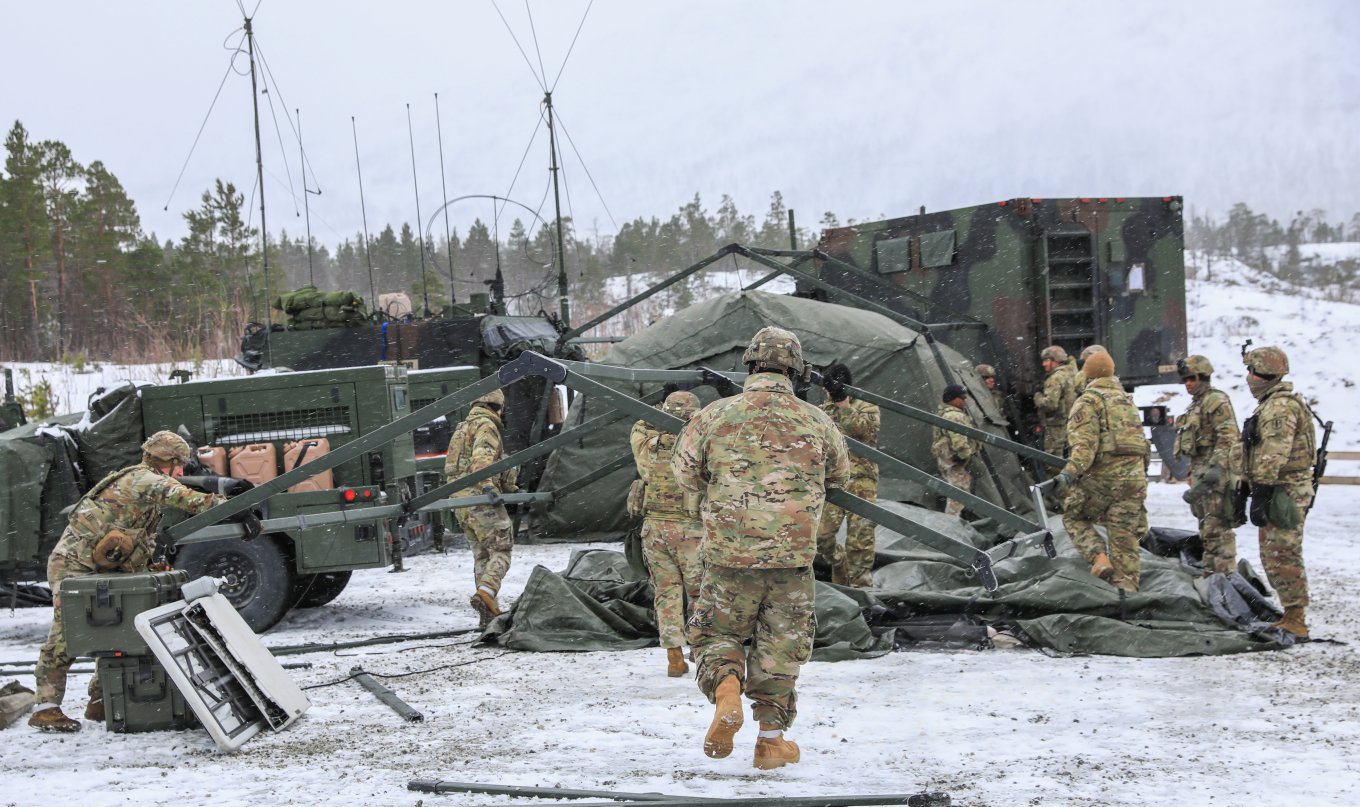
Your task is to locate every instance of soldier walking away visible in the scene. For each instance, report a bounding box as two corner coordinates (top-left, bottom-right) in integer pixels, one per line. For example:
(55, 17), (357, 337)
(814, 362), (880, 587)
(1174, 355), (1240, 574)
(30, 431), (226, 732)
(1241, 346), (1316, 639)
(672, 327), (850, 770)
(1054, 351), (1150, 593)
(1034, 345), (1080, 457)
(629, 390), (705, 677)
(932, 384), (980, 518)
(445, 388), (519, 628)
(975, 364), (1006, 416)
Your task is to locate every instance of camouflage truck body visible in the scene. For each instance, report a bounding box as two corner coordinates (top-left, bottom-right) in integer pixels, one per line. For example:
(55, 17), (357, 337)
(810, 197), (1187, 418)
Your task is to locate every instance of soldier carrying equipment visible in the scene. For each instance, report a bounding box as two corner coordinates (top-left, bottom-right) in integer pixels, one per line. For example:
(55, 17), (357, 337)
(1173, 354), (1240, 575)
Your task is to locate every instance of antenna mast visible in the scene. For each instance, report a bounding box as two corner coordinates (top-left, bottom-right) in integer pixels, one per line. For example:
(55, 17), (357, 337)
(244, 15), (272, 365)
(434, 92), (457, 307)
(544, 91), (570, 327)
(297, 108), (315, 286)
(406, 104), (430, 316)
(351, 117), (378, 313)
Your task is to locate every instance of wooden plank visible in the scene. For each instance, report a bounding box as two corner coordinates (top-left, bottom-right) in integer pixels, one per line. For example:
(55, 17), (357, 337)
(1319, 476), (1360, 485)
(1326, 451), (1360, 462)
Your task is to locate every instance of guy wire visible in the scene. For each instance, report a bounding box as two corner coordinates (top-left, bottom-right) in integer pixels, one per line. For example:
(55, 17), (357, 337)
(351, 116), (378, 312)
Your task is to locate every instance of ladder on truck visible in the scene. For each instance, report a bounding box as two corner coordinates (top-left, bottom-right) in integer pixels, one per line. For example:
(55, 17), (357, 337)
(1039, 226), (1100, 359)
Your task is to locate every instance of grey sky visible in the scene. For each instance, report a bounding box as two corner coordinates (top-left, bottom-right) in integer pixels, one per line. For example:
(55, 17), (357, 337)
(4, 1), (1357, 247)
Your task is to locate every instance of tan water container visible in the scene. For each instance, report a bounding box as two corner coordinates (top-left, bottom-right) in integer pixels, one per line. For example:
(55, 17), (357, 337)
(229, 443), (278, 486)
(195, 446), (227, 476)
(283, 438), (334, 493)
(547, 385), (566, 426)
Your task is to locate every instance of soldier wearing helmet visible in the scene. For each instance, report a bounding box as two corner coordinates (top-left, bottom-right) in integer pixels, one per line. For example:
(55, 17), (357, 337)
(814, 362), (880, 587)
(31, 430), (225, 733)
(444, 386), (518, 627)
(1173, 354), (1241, 575)
(672, 326), (850, 770)
(932, 384), (980, 517)
(629, 390), (705, 677)
(1240, 346), (1317, 639)
(1078, 344), (1108, 368)
(1034, 345), (1080, 457)
(974, 364), (1006, 416)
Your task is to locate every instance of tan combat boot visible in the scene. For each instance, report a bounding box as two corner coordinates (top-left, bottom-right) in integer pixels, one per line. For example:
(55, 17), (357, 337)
(753, 723), (801, 770)
(667, 647), (688, 678)
(470, 587), (501, 628)
(29, 706), (80, 733)
(84, 698), (104, 722)
(703, 675), (744, 759)
(1271, 606), (1309, 639)
(1090, 553), (1115, 581)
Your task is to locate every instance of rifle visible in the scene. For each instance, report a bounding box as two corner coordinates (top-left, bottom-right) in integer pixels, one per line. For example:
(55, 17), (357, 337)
(1309, 413), (1333, 514)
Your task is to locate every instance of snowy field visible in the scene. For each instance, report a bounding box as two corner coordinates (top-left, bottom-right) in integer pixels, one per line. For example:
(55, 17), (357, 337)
(1, 483), (1357, 807)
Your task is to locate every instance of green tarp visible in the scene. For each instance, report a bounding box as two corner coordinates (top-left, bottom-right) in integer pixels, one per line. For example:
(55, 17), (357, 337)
(535, 291), (1026, 542)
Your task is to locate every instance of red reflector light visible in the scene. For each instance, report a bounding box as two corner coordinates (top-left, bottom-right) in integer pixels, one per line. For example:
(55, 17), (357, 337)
(1098, 198), (1108, 203)
(998, 201), (1008, 206)
(1162, 196), (1173, 202)
(1080, 197), (1091, 203)
(363, 489), (374, 500)
(342, 489), (357, 503)
(1031, 198), (1043, 204)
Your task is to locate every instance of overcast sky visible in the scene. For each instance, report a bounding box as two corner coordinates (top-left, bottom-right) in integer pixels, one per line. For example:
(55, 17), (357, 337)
(3, 1), (1357, 247)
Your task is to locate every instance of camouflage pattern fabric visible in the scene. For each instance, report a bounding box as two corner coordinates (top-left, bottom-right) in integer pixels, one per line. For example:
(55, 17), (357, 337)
(1035, 358), (1080, 453)
(689, 564), (814, 731)
(1175, 384), (1240, 573)
(820, 397), (880, 482)
(36, 463), (221, 706)
(1245, 382), (1316, 610)
(815, 475), (878, 587)
(638, 428), (703, 522)
(931, 404), (978, 517)
(446, 403), (516, 595)
(1062, 377), (1150, 592)
(641, 519), (704, 648)
(672, 372), (850, 569)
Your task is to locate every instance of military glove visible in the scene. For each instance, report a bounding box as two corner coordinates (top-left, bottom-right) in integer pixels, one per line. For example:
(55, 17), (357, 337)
(482, 485), (503, 506)
(232, 509), (263, 541)
(223, 477), (255, 497)
(1230, 481), (1250, 527)
(1249, 484), (1277, 528)
(1053, 470), (1077, 495)
(148, 561), (173, 573)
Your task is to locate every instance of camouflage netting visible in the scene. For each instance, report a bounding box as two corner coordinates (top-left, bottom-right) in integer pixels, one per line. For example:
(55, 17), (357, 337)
(487, 506), (1291, 659)
(534, 290), (1028, 542)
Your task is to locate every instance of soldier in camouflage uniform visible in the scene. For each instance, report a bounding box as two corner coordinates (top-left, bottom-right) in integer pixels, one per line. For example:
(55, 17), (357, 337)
(814, 363), (880, 587)
(445, 388), (519, 628)
(1241, 346), (1316, 639)
(630, 390), (705, 677)
(30, 431), (224, 732)
(1174, 355), (1240, 574)
(1078, 344), (1108, 369)
(975, 364), (1006, 416)
(932, 384), (979, 517)
(1055, 351), (1150, 593)
(1034, 345), (1080, 456)
(672, 326), (850, 770)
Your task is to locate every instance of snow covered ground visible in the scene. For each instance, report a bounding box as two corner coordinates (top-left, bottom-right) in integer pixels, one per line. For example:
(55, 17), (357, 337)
(2, 255), (1358, 806)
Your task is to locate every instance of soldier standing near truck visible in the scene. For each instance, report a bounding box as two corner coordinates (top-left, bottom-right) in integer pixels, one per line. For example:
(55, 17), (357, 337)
(975, 364), (1006, 415)
(1240, 346), (1316, 639)
(445, 388), (519, 628)
(932, 384), (980, 517)
(29, 432), (226, 732)
(630, 390), (705, 677)
(1034, 346), (1080, 457)
(814, 363), (880, 587)
(1174, 355), (1240, 575)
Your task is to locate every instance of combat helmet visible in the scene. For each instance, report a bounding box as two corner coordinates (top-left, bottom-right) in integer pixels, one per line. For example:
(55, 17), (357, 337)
(1079, 344), (1108, 365)
(1244, 346), (1289, 377)
(1040, 345), (1068, 363)
(661, 390), (700, 419)
(474, 388), (506, 408)
(743, 326), (806, 377)
(1176, 355), (1214, 378)
(974, 364), (996, 378)
(142, 431), (191, 464)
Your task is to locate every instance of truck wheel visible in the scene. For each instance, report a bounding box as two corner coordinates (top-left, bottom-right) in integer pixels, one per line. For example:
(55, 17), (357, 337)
(290, 571), (352, 608)
(174, 536), (294, 633)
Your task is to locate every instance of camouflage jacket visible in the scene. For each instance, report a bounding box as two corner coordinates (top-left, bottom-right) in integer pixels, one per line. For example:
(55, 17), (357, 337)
(1062, 377), (1150, 479)
(631, 424), (701, 523)
(1245, 381), (1316, 484)
(820, 397), (880, 481)
(53, 463), (223, 573)
(931, 404), (978, 467)
(672, 372), (851, 569)
(444, 403), (518, 497)
(1174, 384), (1239, 471)
(1034, 358), (1079, 426)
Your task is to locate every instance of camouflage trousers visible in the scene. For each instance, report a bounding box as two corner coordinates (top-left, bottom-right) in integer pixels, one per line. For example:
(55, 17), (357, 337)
(689, 565), (814, 731)
(1189, 470), (1237, 574)
(815, 476), (877, 587)
(1260, 475), (1312, 610)
(1063, 475), (1148, 592)
(937, 461), (972, 517)
(457, 503), (513, 595)
(34, 553), (102, 706)
(641, 518), (704, 648)
(1043, 425), (1068, 458)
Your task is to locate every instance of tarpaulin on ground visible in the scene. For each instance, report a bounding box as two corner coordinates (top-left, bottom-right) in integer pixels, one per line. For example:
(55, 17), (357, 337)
(490, 502), (1289, 659)
(535, 290), (1027, 542)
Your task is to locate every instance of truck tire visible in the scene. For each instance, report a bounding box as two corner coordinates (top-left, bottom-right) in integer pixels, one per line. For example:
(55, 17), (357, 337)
(173, 536), (294, 633)
(290, 571), (352, 608)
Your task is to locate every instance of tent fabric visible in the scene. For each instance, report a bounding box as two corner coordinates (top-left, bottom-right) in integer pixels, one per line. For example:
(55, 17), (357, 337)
(0, 414), (85, 573)
(535, 291), (1029, 542)
(72, 383), (144, 484)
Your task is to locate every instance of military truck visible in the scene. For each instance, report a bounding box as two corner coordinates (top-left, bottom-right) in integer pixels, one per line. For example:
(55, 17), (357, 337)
(805, 196), (1188, 439)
